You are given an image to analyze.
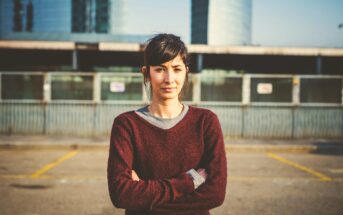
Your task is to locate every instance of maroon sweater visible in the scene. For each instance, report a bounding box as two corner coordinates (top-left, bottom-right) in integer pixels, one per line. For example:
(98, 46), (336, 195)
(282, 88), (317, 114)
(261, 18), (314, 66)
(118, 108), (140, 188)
(107, 106), (227, 215)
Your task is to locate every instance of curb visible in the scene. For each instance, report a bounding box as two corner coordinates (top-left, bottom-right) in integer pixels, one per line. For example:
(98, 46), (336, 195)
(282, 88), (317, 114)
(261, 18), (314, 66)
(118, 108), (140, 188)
(226, 144), (343, 153)
(226, 145), (314, 153)
(0, 144), (109, 151)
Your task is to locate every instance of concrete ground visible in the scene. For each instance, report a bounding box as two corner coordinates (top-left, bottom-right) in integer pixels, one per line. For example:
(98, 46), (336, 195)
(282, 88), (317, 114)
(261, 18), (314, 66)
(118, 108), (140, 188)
(0, 135), (343, 215)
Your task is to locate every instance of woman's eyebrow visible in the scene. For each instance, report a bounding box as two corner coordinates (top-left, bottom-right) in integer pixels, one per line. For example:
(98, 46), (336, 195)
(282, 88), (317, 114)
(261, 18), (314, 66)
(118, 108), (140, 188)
(172, 64), (183, 68)
(156, 64), (182, 68)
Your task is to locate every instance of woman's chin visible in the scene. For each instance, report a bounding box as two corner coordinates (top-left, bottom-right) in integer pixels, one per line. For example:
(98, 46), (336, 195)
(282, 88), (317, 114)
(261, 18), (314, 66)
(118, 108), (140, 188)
(158, 93), (178, 101)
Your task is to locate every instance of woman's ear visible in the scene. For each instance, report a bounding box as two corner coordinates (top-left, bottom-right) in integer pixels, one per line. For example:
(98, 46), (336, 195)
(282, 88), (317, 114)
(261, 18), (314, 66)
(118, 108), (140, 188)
(140, 66), (147, 75)
(186, 66), (189, 73)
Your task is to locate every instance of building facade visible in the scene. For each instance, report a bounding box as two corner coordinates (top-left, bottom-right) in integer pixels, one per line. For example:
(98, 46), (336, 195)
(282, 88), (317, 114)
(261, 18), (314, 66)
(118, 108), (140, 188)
(191, 0), (252, 45)
(0, 0), (139, 42)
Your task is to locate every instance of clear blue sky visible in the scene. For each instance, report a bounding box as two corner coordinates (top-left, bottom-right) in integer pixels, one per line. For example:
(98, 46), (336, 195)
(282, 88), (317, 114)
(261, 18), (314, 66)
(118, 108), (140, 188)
(126, 0), (343, 48)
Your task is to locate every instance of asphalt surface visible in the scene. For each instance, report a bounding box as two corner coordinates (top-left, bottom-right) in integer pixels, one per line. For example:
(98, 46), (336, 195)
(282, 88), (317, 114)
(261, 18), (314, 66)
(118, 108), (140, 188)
(0, 135), (343, 215)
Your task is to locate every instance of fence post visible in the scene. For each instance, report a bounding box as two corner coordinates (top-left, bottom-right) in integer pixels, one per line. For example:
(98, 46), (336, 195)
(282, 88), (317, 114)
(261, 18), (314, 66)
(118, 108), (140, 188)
(292, 75), (300, 138)
(241, 75), (251, 137)
(192, 73), (201, 104)
(43, 73), (51, 102)
(292, 75), (300, 105)
(142, 81), (149, 103)
(93, 73), (101, 103)
(316, 55), (322, 75)
(242, 74), (250, 105)
(43, 73), (51, 135)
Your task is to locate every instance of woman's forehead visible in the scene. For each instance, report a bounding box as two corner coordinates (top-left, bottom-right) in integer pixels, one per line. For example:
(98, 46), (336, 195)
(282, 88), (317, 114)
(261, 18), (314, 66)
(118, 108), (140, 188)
(157, 55), (185, 67)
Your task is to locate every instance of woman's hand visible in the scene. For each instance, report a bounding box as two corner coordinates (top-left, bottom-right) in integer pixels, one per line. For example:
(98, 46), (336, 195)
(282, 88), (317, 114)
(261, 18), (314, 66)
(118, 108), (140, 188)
(197, 168), (208, 180)
(132, 169), (207, 183)
(131, 170), (140, 181)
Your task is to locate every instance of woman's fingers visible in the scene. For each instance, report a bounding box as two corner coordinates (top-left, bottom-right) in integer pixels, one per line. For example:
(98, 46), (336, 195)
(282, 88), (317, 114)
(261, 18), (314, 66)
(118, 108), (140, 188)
(131, 170), (140, 181)
(197, 168), (208, 179)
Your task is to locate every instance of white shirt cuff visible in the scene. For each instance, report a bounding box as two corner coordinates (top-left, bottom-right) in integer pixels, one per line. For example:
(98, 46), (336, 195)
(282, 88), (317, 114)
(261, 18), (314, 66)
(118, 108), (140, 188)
(186, 169), (206, 189)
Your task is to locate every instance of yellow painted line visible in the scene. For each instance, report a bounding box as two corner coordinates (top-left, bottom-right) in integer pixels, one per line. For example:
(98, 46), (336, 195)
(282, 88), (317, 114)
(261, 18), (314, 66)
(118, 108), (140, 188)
(1, 174), (104, 180)
(1, 174), (54, 179)
(228, 176), (311, 181)
(30, 150), (78, 178)
(267, 152), (332, 181)
(2, 174), (342, 182)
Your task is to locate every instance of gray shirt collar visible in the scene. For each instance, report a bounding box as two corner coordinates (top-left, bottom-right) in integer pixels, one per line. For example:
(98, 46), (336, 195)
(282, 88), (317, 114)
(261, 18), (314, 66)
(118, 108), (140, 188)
(135, 104), (189, 130)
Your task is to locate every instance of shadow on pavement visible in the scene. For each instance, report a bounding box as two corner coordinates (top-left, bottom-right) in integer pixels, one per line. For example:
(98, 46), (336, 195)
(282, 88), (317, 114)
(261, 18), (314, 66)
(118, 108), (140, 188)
(309, 140), (343, 156)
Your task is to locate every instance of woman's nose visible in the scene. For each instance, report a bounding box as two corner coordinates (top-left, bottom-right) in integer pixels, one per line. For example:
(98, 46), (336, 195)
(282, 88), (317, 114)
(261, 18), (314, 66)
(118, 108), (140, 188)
(164, 70), (175, 83)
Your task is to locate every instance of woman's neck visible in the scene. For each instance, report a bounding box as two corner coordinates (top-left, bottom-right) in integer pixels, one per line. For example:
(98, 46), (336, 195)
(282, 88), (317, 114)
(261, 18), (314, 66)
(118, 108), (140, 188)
(148, 99), (183, 119)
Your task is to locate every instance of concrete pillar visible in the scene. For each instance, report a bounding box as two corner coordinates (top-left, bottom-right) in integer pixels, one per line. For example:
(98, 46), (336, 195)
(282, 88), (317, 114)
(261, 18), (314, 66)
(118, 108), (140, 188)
(196, 54), (203, 73)
(316, 55), (322, 74)
(142, 82), (149, 103)
(72, 50), (78, 70)
(93, 73), (101, 103)
(43, 73), (51, 102)
(292, 75), (300, 105)
(192, 73), (201, 104)
(191, 54), (204, 103)
(242, 75), (251, 105)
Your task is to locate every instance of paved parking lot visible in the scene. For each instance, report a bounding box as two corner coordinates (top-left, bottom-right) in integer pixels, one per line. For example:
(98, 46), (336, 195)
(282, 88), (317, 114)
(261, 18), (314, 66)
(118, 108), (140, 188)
(0, 149), (342, 215)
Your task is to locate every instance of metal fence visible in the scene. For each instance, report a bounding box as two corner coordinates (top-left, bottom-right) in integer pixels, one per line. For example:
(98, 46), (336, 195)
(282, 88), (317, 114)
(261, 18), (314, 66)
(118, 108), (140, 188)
(0, 71), (342, 138)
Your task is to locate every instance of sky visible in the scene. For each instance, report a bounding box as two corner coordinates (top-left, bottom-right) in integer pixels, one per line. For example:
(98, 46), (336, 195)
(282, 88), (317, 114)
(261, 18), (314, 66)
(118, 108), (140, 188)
(125, 0), (343, 48)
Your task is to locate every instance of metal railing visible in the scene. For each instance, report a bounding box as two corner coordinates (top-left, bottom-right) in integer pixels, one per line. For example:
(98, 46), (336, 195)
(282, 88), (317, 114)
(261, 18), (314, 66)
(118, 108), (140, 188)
(1, 71), (342, 106)
(1, 71), (342, 138)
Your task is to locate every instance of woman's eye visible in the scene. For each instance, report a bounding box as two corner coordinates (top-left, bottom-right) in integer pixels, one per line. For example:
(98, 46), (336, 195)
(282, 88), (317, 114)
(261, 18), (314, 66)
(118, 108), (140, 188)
(155, 68), (163, 72)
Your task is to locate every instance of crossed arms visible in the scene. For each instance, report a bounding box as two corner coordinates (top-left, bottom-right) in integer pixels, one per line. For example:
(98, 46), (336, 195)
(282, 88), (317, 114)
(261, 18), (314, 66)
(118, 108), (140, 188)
(107, 114), (227, 213)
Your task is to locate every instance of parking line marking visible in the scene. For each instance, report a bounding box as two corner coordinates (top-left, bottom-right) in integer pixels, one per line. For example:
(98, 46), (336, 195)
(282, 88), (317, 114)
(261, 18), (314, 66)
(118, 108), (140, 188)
(228, 176), (335, 182)
(30, 150), (78, 178)
(2, 174), (343, 182)
(267, 153), (332, 181)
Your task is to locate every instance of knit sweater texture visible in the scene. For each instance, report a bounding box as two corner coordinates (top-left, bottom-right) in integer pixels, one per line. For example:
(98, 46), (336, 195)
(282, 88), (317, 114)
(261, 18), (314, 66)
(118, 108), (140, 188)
(107, 106), (227, 215)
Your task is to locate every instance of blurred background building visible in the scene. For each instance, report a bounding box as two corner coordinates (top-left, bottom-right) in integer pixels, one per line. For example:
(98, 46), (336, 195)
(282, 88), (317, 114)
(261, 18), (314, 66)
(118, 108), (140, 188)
(0, 0), (148, 43)
(0, 0), (342, 138)
(191, 0), (252, 45)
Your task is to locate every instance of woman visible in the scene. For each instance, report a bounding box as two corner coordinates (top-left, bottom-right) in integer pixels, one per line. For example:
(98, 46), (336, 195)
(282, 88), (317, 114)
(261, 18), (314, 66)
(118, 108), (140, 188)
(107, 34), (227, 215)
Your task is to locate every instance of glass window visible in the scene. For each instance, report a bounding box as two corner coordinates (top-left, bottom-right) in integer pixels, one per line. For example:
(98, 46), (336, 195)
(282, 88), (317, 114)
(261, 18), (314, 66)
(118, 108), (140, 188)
(101, 75), (142, 101)
(250, 77), (292, 103)
(51, 75), (93, 100)
(1, 74), (43, 100)
(201, 76), (242, 102)
(300, 78), (342, 103)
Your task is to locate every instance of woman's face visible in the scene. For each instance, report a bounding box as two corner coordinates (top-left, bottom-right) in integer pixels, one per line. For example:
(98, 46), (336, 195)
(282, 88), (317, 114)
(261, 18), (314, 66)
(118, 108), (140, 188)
(148, 55), (188, 102)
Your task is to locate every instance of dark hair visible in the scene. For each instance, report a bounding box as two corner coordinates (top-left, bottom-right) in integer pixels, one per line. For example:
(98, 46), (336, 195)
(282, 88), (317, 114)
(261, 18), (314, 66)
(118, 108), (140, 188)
(142, 33), (191, 100)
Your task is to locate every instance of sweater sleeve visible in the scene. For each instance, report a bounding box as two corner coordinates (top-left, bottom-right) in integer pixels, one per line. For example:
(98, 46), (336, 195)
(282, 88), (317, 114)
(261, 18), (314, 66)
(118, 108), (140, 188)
(107, 115), (195, 211)
(151, 113), (227, 213)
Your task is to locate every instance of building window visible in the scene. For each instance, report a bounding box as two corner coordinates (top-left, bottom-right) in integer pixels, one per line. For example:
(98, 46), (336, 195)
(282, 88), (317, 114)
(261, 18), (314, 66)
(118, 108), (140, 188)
(51, 75), (93, 100)
(300, 78), (342, 103)
(1, 74), (43, 100)
(13, 0), (23, 32)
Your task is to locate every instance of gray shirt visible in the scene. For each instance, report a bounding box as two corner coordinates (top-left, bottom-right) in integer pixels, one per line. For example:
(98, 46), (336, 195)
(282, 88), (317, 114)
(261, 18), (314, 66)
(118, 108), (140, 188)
(134, 104), (205, 189)
(135, 104), (189, 130)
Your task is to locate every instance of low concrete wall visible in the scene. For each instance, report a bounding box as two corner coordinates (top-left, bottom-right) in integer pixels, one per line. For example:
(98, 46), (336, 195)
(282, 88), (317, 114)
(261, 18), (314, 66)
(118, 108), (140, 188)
(1, 103), (342, 138)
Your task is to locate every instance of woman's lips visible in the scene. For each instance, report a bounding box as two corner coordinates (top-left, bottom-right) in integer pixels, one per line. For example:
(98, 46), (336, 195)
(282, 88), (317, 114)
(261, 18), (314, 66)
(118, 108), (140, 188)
(161, 87), (176, 92)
